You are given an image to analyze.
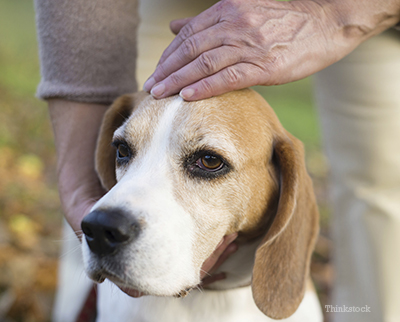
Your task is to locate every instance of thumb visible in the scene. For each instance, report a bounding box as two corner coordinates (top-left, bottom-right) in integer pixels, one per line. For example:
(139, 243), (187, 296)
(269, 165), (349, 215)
(170, 17), (193, 35)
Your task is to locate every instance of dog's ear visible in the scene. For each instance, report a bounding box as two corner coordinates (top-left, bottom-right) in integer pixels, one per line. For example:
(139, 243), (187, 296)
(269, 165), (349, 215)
(95, 92), (147, 191)
(252, 132), (319, 319)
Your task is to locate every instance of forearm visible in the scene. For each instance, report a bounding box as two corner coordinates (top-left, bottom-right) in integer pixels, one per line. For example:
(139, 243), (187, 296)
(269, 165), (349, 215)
(316, 0), (400, 42)
(289, 0), (400, 65)
(49, 99), (108, 233)
(34, 0), (139, 104)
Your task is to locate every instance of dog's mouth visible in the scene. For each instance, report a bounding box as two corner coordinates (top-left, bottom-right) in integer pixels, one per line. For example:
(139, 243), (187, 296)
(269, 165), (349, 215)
(88, 267), (197, 298)
(174, 286), (195, 298)
(89, 271), (106, 284)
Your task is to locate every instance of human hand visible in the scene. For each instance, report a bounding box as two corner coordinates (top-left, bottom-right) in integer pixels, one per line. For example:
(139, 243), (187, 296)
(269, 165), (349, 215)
(144, 0), (400, 101)
(200, 232), (238, 286)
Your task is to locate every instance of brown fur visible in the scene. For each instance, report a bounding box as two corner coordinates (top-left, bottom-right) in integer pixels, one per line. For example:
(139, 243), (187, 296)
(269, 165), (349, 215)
(96, 91), (148, 190)
(94, 89), (319, 319)
(252, 134), (319, 319)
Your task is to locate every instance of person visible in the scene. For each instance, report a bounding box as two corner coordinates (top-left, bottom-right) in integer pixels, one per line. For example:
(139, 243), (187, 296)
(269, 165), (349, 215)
(34, 0), (400, 321)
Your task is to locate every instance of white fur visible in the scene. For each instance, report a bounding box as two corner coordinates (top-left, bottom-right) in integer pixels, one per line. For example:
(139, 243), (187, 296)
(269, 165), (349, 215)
(96, 282), (322, 322)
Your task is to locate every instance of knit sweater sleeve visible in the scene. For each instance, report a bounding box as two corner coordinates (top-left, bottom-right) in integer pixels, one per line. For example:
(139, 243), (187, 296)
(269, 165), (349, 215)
(34, 0), (139, 105)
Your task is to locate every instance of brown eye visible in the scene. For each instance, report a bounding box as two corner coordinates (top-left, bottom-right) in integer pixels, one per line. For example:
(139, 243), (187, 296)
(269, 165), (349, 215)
(117, 144), (130, 158)
(197, 155), (223, 171)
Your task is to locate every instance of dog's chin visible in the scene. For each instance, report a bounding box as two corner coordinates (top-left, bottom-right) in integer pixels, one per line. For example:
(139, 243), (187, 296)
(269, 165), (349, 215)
(86, 268), (142, 291)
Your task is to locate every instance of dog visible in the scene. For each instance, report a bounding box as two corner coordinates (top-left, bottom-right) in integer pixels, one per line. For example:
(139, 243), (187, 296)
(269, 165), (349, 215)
(80, 89), (323, 322)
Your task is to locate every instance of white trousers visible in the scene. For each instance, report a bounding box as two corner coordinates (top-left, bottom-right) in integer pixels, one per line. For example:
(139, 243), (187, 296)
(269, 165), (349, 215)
(315, 29), (400, 322)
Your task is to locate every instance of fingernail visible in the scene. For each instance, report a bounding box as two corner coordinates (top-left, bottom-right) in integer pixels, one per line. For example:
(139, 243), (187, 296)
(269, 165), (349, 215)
(143, 77), (156, 92)
(151, 83), (165, 98)
(216, 238), (225, 249)
(180, 88), (195, 100)
(226, 233), (238, 243)
(216, 233), (238, 249)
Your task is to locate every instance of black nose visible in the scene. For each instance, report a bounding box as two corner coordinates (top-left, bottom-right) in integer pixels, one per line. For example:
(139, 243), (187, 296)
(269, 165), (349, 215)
(81, 208), (140, 256)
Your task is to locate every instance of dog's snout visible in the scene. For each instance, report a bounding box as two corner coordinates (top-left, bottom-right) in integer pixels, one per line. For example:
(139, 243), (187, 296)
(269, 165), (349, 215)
(81, 208), (140, 256)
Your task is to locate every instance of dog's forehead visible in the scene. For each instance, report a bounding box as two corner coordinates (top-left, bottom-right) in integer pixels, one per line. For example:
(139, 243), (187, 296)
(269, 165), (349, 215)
(117, 90), (277, 156)
(178, 92), (276, 152)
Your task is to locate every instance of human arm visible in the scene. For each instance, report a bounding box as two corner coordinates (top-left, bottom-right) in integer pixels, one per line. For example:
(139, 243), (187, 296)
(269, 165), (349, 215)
(144, 0), (400, 101)
(48, 99), (109, 235)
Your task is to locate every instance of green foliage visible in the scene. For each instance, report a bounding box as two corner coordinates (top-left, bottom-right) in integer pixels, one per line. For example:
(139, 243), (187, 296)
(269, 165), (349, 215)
(254, 78), (321, 148)
(0, 0), (40, 96)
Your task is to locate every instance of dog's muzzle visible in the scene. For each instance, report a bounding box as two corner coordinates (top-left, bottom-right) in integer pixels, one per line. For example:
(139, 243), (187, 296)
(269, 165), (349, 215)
(81, 208), (141, 256)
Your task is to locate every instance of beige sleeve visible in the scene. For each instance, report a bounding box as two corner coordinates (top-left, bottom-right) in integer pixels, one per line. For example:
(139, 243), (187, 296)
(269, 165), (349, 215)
(34, 0), (139, 105)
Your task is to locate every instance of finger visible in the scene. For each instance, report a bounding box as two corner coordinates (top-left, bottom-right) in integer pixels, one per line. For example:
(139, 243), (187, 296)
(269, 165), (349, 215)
(201, 272), (226, 287)
(179, 63), (263, 101)
(170, 17), (193, 35)
(200, 233), (238, 279)
(155, 3), (222, 69)
(145, 26), (230, 93)
(144, 16), (223, 92)
(205, 242), (238, 276)
(149, 46), (242, 99)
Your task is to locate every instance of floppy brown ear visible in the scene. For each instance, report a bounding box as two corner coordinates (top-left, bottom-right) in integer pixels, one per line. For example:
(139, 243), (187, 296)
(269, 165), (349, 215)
(252, 133), (319, 319)
(95, 92), (147, 191)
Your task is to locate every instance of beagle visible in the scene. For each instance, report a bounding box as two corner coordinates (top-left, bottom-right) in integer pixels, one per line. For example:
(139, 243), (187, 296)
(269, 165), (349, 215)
(80, 89), (323, 322)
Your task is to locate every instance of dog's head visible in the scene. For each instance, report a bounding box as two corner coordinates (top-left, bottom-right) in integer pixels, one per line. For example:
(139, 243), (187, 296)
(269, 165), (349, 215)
(81, 89), (319, 319)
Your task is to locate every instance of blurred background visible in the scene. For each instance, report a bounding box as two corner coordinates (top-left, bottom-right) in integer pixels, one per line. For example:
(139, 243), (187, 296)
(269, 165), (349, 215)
(0, 0), (332, 321)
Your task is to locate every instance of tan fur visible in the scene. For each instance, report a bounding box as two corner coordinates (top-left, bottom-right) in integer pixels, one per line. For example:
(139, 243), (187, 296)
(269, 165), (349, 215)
(94, 89), (319, 319)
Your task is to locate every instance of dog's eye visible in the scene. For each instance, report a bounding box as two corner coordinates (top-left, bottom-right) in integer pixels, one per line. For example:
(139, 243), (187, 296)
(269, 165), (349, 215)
(117, 144), (130, 158)
(185, 150), (230, 179)
(197, 155), (224, 171)
(112, 140), (135, 165)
